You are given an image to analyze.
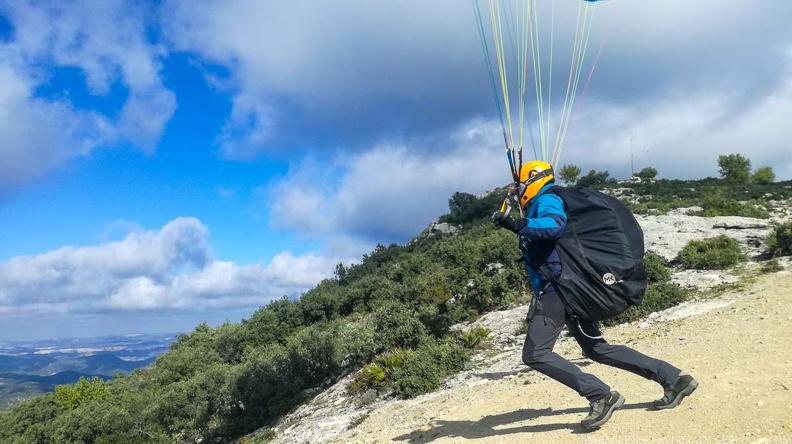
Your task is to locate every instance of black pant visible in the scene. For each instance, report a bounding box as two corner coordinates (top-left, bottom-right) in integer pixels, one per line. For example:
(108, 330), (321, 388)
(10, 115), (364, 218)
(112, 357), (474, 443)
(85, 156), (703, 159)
(522, 291), (681, 401)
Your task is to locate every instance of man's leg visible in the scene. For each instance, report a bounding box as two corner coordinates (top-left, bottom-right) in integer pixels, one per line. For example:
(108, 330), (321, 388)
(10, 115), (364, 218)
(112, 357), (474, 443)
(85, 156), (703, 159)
(522, 292), (610, 401)
(570, 318), (698, 409)
(569, 318), (682, 387)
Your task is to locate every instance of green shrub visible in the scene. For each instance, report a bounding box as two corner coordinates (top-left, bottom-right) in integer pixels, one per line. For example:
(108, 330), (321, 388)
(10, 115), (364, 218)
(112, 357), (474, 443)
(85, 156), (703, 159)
(230, 344), (308, 435)
(752, 166), (776, 185)
(337, 318), (377, 363)
(372, 301), (427, 351)
(391, 356), (440, 399)
(390, 341), (469, 399)
(423, 341), (469, 375)
(0, 394), (62, 443)
(349, 348), (412, 394)
(559, 164), (582, 184)
(678, 235), (742, 269)
(378, 341), (470, 399)
(644, 253), (672, 283)
(604, 282), (688, 326)
(288, 322), (352, 384)
(348, 412), (370, 429)
(464, 271), (518, 313)
(767, 221), (792, 257)
(374, 347), (411, 370)
(54, 377), (109, 410)
(353, 363), (387, 392)
(690, 188), (770, 218)
(457, 326), (491, 349)
(438, 188), (508, 225)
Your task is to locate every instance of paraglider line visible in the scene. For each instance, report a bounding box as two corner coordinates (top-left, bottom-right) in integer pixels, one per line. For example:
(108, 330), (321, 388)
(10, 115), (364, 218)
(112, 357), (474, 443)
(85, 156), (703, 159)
(566, 0), (622, 154)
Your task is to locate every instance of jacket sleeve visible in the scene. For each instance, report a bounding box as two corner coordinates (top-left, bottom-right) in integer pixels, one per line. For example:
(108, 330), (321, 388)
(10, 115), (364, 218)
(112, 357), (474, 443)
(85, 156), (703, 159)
(515, 193), (566, 240)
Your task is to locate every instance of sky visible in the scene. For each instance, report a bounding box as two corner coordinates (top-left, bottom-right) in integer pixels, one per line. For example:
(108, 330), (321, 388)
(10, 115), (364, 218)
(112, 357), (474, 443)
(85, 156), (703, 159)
(1, 0), (791, 341)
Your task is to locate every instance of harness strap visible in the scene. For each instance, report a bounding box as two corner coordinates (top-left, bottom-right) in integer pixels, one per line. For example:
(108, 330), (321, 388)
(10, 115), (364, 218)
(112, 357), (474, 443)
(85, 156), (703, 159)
(574, 316), (605, 340)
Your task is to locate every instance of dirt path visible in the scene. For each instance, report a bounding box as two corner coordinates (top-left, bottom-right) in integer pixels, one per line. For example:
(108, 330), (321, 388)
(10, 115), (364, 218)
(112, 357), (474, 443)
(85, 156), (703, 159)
(333, 270), (792, 444)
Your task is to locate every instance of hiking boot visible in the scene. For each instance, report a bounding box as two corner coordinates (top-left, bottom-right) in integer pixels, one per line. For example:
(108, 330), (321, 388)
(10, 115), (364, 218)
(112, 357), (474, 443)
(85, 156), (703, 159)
(581, 391), (625, 430)
(653, 374), (698, 410)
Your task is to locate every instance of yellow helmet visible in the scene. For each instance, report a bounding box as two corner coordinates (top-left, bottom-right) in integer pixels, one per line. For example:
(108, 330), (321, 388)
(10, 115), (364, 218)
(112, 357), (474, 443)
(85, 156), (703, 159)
(518, 160), (555, 208)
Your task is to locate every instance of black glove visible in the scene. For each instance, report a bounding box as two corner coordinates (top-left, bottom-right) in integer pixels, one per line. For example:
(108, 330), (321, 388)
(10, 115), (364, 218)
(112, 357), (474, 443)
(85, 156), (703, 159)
(491, 212), (526, 233)
(491, 211), (508, 224)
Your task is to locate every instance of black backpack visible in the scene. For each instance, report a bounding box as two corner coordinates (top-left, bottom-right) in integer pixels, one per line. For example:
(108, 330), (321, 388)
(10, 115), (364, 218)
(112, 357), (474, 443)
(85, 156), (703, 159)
(537, 186), (647, 321)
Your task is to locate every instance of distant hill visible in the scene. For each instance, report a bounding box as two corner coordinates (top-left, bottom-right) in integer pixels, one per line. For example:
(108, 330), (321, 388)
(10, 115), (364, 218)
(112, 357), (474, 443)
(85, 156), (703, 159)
(42, 353), (156, 376)
(82, 353), (156, 374)
(0, 333), (173, 410)
(0, 354), (56, 373)
(0, 370), (109, 387)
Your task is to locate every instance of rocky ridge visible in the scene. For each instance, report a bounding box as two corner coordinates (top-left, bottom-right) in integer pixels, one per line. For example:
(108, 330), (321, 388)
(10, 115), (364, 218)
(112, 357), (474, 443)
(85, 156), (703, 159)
(256, 209), (791, 444)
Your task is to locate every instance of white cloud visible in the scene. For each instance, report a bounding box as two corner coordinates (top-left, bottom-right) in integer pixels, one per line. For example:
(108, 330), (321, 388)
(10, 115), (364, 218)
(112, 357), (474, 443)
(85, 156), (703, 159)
(0, 63), (109, 197)
(268, 120), (507, 241)
(217, 92), (278, 159)
(157, 0), (792, 169)
(558, 61), (792, 181)
(267, 58), (792, 246)
(0, 217), (345, 317)
(161, 0), (483, 157)
(0, 0), (175, 198)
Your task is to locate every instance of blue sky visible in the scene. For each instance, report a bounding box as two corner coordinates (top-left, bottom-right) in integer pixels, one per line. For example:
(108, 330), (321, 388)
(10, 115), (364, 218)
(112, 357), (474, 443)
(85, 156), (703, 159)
(1, 0), (792, 340)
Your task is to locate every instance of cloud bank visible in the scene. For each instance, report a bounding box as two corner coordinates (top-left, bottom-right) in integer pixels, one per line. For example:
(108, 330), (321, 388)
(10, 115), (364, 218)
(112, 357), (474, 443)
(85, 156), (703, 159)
(0, 217), (340, 318)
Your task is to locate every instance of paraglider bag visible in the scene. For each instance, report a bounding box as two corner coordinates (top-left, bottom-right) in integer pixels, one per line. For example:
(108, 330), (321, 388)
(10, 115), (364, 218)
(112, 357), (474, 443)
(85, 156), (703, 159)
(538, 187), (648, 321)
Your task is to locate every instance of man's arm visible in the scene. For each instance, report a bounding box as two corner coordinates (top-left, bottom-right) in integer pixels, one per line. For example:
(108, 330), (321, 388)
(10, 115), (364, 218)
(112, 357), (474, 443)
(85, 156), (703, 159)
(492, 194), (566, 239)
(523, 194), (566, 240)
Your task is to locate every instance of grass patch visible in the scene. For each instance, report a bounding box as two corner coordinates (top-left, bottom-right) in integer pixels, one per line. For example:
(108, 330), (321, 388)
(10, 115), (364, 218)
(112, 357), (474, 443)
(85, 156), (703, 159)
(457, 326), (491, 349)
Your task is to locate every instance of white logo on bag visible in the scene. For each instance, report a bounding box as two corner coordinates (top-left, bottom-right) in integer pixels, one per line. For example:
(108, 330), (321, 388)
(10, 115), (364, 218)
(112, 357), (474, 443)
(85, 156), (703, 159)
(602, 273), (617, 285)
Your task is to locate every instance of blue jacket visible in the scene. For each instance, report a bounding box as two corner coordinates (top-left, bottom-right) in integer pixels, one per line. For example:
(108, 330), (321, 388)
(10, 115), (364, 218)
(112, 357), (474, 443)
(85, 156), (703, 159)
(512, 184), (567, 295)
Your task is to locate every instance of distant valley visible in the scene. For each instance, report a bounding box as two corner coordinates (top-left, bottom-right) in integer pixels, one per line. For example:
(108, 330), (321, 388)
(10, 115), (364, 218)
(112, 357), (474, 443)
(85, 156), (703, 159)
(0, 333), (175, 409)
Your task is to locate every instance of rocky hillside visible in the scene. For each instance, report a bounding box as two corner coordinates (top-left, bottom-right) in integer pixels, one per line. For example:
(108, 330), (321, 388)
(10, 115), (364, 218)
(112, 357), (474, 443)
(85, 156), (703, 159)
(255, 209), (792, 444)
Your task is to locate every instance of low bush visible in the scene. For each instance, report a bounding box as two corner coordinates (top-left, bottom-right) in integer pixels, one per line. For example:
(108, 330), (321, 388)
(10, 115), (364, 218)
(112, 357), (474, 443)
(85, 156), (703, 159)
(424, 341), (469, 375)
(678, 235), (742, 270)
(457, 326), (491, 349)
(767, 221), (792, 257)
(372, 302), (427, 351)
(644, 253), (672, 283)
(348, 348), (411, 394)
(391, 356), (440, 399)
(390, 341), (469, 399)
(604, 282), (688, 326)
(691, 190), (770, 218)
(352, 363), (386, 392)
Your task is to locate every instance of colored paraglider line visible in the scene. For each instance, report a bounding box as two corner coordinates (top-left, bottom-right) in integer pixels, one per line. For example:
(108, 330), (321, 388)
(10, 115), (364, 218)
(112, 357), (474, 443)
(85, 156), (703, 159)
(473, 0), (517, 180)
(551, 2), (596, 164)
(554, 0), (622, 166)
(472, 0), (617, 182)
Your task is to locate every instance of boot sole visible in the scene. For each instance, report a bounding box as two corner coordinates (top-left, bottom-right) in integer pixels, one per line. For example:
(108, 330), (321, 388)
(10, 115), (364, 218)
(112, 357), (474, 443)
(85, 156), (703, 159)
(654, 379), (699, 410)
(582, 393), (625, 430)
